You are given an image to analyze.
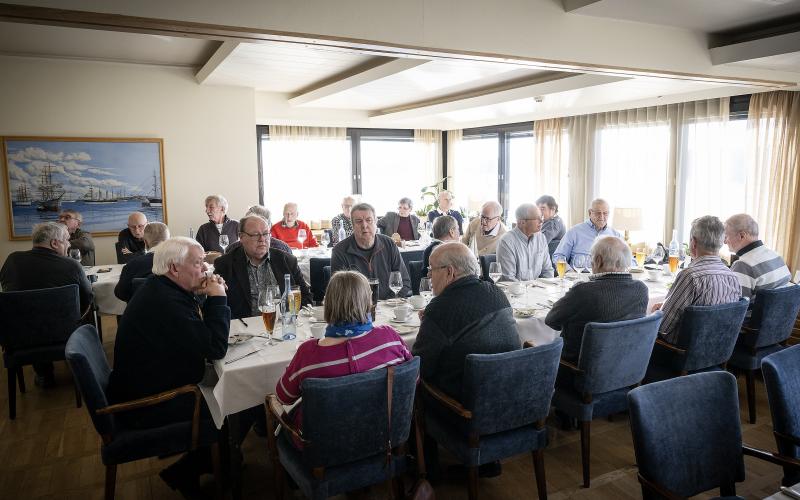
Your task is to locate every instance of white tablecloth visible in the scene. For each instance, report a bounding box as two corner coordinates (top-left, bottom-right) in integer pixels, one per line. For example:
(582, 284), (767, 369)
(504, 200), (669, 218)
(86, 264), (126, 315)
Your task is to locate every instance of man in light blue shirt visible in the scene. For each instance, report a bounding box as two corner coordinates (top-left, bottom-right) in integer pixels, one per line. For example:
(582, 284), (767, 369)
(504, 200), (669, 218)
(553, 198), (622, 269)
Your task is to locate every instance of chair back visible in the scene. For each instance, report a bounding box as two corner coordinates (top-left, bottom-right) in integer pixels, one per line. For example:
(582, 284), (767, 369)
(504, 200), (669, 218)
(114, 241), (125, 264)
(628, 372), (745, 497)
(300, 357), (419, 468)
(0, 284), (81, 351)
(479, 254), (496, 281)
(548, 238), (560, 259)
(749, 285), (800, 348)
(576, 312), (661, 395)
(408, 260), (423, 295)
(762, 345), (800, 467)
(675, 299), (748, 371)
(309, 257), (329, 304)
(65, 324), (114, 436)
(463, 338), (562, 435)
(131, 277), (148, 297)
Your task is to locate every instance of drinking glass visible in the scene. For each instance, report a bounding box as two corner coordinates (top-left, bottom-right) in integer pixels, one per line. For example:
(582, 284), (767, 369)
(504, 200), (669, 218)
(219, 235), (229, 253)
(668, 254), (679, 274)
(635, 247), (646, 268)
(488, 262), (502, 283)
(419, 277), (433, 303)
(69, 248), (81, 262)
(320, 231), (331, 248)
(651, 245), (665, 265)
(368, 278), (379, 319)
(297, 229), (307, 249)
(258, 288), (278, 344)
(573, 254), (586, 274)
(389, 271), (403, 301)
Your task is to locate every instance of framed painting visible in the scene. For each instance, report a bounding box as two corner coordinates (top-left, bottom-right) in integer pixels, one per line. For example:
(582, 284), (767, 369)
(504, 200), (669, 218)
(2, 137), (167, 240)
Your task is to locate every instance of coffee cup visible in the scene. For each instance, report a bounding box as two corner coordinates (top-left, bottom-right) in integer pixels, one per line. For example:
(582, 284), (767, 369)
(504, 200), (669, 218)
(509, 282), (524, 295)
(409, 295), (426, 309)
(310, 323), (326, 339)
(393, 304), (412, 321)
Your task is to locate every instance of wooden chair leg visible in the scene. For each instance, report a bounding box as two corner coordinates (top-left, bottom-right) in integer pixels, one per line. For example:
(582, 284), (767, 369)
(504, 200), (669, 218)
(17, 367), (25, 393)
(745, 369), (756, 424)
(7, 367), (16, 420)
(468, 465), (479, 500)
(105, 464), (117, 500)
(532, 449), (548, 500)
(580, 420), (591, 488)
(210, 442), (224, 500)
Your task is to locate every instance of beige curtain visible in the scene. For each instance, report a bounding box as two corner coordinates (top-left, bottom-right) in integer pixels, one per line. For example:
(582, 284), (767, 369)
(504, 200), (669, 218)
(532, 118), (570, 223)
(414, 129), (443, 183)
(746, 91), (800, 273)
(268, 125), (346, 141)
(446, 128), (463, 192)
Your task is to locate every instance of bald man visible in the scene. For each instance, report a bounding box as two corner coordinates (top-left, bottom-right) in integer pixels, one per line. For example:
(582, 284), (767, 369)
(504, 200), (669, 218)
(270, 202), (318, 249)
(117, 211), (148, 263)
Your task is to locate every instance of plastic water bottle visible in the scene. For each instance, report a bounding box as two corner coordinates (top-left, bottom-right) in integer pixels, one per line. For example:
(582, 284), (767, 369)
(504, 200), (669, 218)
(337, 225), (346, 245)
(280, 274), (297, 340)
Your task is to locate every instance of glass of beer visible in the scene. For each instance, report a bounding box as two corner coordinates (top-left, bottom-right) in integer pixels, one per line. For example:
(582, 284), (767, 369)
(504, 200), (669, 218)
(258, 289), (277, 338)
(291, 286), (302, 314)
(635, 248), (646, 268)
(556, 257), (568, 279)
(668, 254), (679, 274)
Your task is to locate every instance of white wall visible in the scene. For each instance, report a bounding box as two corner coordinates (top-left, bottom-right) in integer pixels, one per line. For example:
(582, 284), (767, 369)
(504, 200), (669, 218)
(0, 56), (257, 265)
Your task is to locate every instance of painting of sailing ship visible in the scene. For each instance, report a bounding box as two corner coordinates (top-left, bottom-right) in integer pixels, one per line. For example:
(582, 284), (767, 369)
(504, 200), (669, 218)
(2, 137), (167, 239)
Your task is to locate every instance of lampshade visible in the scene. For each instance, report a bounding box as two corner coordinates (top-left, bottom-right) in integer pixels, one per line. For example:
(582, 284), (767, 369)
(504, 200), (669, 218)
(613, 207), (643, 230)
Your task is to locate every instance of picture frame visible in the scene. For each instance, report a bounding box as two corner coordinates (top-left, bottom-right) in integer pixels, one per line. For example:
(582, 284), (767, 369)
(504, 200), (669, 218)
(2, 136), (167, 240)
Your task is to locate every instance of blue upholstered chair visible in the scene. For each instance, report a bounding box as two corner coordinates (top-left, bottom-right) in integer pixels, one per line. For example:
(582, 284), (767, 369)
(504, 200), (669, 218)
(628, 371), (800, 499)
(65, 325), (223, 500)
(408, 260), (424, 295)
(265, 357), (420, 500)
(422, 339), (563, 500)
(0, 284), (83, 419)
(309, 257), (329, 304)
(729, 285), (800, 424)
(552, 313), (661, 487)
(478, 254), (496, 281)
(762, 345), (800, 486)
(645, 299), (748, 382)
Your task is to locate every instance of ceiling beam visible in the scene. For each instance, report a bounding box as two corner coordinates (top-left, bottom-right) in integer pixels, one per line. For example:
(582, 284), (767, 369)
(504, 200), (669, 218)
(289, 57), (429, 106)
(710, 30), (800, 65)
(370, 73), (629, 121)
(562, 0), (604, 13)
(195, 40), (238, 84)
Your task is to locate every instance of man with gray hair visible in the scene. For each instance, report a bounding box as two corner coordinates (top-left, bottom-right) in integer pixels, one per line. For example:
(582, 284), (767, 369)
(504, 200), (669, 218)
(225, 205), (292, 255)
(114, 222), (171, 302)
(378, 196), (421, 241)
(653, 215), (741, 344)
(58, 208), (95, 266)
(271, 202), (319, 249)
(461, 200), (507, 256)
(427, 190), (464, 234)
(0, 221), (94, 386)
(496, 203), (554, 281)
(553, 198), (621, 268)
(724, 213), (791, 301)
(196, 194), (239, 253)
(422, 215), (460, 273)
(546, 236), (649, 363)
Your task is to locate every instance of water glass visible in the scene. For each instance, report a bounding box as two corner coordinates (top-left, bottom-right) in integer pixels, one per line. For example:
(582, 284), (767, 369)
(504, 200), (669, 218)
(488, 262), (502, 283)
(219, 234), (229, 253)
(69, 248), (81, 262)
(389, 271), (403, 300)
(419, 277), (433, 303)
(297, 229), (307, 249)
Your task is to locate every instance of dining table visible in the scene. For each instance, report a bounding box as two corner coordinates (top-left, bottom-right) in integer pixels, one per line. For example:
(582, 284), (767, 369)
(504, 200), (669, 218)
(85, 263), (127, 316)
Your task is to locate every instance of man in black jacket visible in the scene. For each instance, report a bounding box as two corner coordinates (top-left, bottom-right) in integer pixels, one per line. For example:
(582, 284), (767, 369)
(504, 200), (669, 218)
(214, 215), (311, 319)
(116, 211), (147, 263)
(113, 221), (170, 302)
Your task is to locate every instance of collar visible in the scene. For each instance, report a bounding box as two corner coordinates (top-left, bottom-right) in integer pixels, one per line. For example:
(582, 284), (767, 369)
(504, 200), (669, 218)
(31, 246), (61, 256)
(689, 255), (723, 266)
(437, 208), (447, 216)
(483, 222), (501, 237)
(281, 220), (297, 228)
(585, 219), (607, 232)
(589, 271), (631, 280)
(438, 274), (480, 296)
(736, 240), (763, 257)
(324, 316), (373, 338)
(512, 226), (537, 242)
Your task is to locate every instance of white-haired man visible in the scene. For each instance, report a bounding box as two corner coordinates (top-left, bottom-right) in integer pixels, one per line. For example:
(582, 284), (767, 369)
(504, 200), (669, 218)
(196, 194), (239, 253)
(114, 222), (170, 302)
(58, 208), (95, 266)
(496, 204), (554, 281)
(117, 211), (148, 263)
(553, 198), (621, 268)
(724, 213), (791, 301)
(461, 200), (507, 256)
(427, 190), (464, 234)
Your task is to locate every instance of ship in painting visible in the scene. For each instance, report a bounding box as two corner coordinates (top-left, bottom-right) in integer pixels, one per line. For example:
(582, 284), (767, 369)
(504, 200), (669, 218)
(13, 183), (31, 206)
(35, 163), (65, 212)
(84, 186), (118, 204)
(142, 171), (162, 207)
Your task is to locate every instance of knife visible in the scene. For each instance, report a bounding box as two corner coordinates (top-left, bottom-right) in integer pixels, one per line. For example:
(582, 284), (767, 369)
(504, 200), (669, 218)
(224, 348), (265, 365)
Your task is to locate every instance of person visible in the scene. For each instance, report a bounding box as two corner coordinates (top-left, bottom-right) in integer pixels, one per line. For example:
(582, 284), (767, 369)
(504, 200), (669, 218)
(724, 213), (791, 301)
(545, 237), (648, 363)
(553, 198), (621, 268)
(378, 197), (421, 241)
(275, 271), (412, 445)
(224, 205), (292, 255)
(107, 237), (229, 495)
(214, 215), (312, 319)
(422, 215), (459, 273)
(113, 222), (170, 302)
(330, 196), (355, 245)
(270, 202), (319, 249)
(195, 194), (239, 254)
(536, 195), (566, 243)
(461, 200), (507, 256)
(427, 190), (464, 235)
(58, 209), (95, 266)
(652, 216), (741, 344)
(117, 211), (147, 262)
(495, 204), (554, 281)
(331, 202), (411, 299)
(0, 222), (94, 388)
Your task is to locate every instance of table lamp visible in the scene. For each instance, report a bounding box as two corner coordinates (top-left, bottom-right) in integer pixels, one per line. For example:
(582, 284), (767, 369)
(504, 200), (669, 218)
(613, 207), (643, 247)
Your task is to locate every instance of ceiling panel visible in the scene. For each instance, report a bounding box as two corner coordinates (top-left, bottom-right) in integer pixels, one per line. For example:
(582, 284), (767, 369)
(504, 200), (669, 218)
(731, 51), (800, 72)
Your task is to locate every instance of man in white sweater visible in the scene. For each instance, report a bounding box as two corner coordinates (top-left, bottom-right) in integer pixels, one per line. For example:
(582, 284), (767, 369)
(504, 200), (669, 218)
(496, 204), (554, 281)
(724, 214), (791, 301)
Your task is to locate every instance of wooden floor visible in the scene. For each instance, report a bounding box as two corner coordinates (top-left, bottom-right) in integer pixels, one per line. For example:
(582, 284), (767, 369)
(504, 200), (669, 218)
(0, 316), (787, 500)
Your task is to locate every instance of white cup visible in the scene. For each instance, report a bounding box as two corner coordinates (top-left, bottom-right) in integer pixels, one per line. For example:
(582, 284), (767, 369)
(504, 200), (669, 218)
(509, 282), (524, 295)
(310, 323), (326, 339)
(393, 304), (412, 321)
(409, 295), (426, 309)
(312, 306), (325, 321)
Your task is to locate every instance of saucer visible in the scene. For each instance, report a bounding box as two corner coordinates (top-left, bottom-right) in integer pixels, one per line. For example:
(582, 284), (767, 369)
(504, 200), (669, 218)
(390, 317), (410, 324)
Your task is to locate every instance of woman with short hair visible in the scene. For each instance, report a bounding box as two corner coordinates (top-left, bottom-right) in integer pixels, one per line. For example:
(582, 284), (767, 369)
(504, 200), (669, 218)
(378, 196), (421, 241)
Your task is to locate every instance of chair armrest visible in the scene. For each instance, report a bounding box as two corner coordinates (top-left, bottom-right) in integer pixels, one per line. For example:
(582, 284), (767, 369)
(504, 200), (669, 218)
(743, 444), (800, 471)
(523, 340), (537, 348)
(420, 379), (472, 419)
(559, 359), (582, 374)
(264, 394), (307, 445)
(655, 338), (686, 355)
(740, 325), (759, 335)
(775, 431), (800, 448)
(637, 473), (683, 500)
(80, 304), (93, 322)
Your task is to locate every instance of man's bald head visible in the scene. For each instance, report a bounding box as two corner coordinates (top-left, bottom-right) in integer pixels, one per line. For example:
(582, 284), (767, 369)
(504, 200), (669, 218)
(591, 236), (631, 273)
(127, 211), (147, 239)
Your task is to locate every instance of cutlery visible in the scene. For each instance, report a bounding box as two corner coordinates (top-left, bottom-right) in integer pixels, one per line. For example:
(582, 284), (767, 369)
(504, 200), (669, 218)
(238, 318), (248, 327)
(781, 486), (800, 500)
(224, 347), (266, 365)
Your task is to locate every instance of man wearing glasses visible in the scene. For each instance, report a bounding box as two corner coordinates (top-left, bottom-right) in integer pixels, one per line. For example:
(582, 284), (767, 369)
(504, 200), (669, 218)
(214, 215), (311, 319)
(461, 201), (507, 256)
(330, 196), (356, 245)
(496, 204), (554, 281)
(553, 198), (622, 269)
(117, 211), (148, 263)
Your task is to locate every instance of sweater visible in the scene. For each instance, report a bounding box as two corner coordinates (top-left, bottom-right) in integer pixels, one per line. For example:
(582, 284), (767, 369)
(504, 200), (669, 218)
(461, 218), (507, 256)
(496, 227), (554, 281)
(731, 240), (791, 301)
(330, 234), (411, 299)
(196, 216), (239, 253)
(270, 220), (318, 249)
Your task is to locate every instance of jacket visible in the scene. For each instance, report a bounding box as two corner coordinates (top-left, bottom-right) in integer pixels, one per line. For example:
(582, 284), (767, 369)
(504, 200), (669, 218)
(196, 216), (239, 253)
(378, 212), (420, 240)
(330, 233), (411, 299)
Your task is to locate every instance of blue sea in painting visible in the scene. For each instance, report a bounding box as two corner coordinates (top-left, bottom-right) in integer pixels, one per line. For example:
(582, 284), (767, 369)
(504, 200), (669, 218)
(12, 200), (164, 234)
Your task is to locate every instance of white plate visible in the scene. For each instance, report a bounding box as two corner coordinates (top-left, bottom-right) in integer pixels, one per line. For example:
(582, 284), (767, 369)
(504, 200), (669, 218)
(390, 317), (411, 324)
(513, 309), (536, 318)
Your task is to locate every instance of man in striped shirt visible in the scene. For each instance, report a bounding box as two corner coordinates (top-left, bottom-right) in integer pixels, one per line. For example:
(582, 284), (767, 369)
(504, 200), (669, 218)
(724, 214), (791, 301)
(652, 216), (741, 344)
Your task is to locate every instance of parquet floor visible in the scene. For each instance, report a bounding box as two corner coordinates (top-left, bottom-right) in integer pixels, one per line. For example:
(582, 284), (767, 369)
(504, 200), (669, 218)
(0, 316), (786, 499)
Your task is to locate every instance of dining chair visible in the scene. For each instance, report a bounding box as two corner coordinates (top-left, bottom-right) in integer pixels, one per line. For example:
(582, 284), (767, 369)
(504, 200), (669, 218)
(0, 284), (83, 419)
(552, 312), (661, 487)
(728, 285), (800, 424)
(421, 339), (562, 500)
(761, 344), (800, 487)
(309, 257), (329, 304)
(408, 260), (424, 295)
(265, 357), (420, 500)
(65, 324), (223, 500)
(628, 371), (800, 499)
(644, 299), (748, 383)
(478, 254), (496, 281)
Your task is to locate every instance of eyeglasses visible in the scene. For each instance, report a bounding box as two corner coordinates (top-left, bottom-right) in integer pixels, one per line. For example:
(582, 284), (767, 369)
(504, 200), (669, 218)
(480, 215), (500, 221)
(241, 231), (271, 240)
(427, 265), (449, 276)
(58, 214), (77, 221)
(589, 210), (609, 217)
(353, 218), (375, 225)
(128, 224), (145, 230)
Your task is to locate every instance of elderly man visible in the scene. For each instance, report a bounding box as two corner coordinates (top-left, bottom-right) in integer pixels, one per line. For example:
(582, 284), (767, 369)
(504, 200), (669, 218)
(331, 202), (411, 299)
(724, 213), (791, 301)
(225, 205), (292, 255)
(215, 215), (312, 319)
(553, 198), (621, 268)
(1, 222), (94, 387)
(546, 237), (649, 363)
(422, 215), (460, 273)
(461, 201), (507, 256)
(496, 204), (554, 281)
(114, 222), (170, 302)
(378, 197), (421, 241)
(653, 216), (741, 344)
(117, 211), (147, 263)
(58, 209), (95, 266)
(331, 196), (355, 245)
(270, 202), (318, 249)
(108, 237), (229, 494)
(196, 194), (239, 254)
(536, 195), (566, 243)
(427, 190), (464, 234)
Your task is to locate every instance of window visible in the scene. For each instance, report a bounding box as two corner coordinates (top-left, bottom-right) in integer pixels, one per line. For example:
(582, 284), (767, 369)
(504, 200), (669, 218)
(507, 132), (534, 224)
(452, 134), (500, 215)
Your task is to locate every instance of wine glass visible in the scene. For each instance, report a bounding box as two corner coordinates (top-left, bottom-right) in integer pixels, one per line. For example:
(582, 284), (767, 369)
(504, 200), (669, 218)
(320, 231), (331, 248)
(574, 254), (586, 274)
(219, 234), (229, 253)
(389, 271), (403, 302)
(635, 247), (646, 268)
(488, 262), (502, 283)
(651, 245), (665, 266)
(69, 248), (81, 262)
(419, 277), (433, 303)
(297, 229), (307, 250)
